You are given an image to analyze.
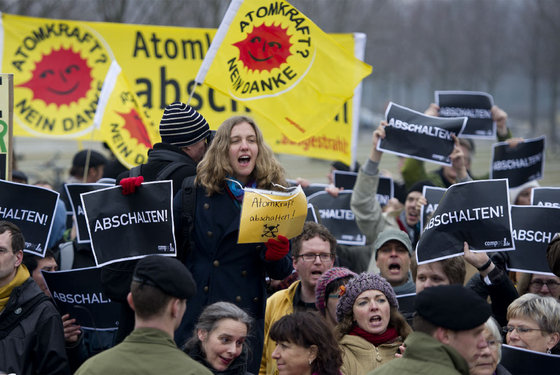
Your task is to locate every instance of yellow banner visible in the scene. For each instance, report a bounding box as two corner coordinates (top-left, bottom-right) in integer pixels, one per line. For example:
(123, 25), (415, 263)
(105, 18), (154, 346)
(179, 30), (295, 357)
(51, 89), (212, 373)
(200, 0), (371, 142)
(238, 186), (307, 244)
(94, 62), (158, 168)
(1, 13), (362, 165)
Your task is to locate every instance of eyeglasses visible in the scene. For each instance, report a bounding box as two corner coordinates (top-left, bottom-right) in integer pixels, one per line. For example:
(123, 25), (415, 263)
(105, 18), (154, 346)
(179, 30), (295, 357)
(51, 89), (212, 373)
(529, 279), (560, 290)
(486, 339), (500, 348)
(297, 253), (333, 262)
(502, 326), (545, 335)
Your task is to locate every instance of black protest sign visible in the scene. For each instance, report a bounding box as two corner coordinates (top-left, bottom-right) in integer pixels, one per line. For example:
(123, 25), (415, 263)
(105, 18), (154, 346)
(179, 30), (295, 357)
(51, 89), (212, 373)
(307, 190), (365, 245)
(43, 267), (120, 329)
(435, 90), (494, 138)
(396, 293), (416, 325)
(333, 171), (394, 207)
(507, 205), (559, 274)
(501, 344), (560, 375)
(303, 183), (329, 197)
(490, 136), (545, 188)
(420, 186), (447, 234)
(0, 180), (57, 256)
(81, 181), (176, 267)
(379, 102), (467, 166)
(416, 179), (514, 264)
(532, 187), (560, 208)
(306, 203), (319, 223)
(65, 183), (112, 244)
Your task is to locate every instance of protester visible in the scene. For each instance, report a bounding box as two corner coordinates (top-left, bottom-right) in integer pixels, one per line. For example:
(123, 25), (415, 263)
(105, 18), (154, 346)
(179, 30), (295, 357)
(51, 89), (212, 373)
(260, 222), (337, 375)
(336, 272), (411, 375)
(508, 179), (540, 205)
(410, 255), (466, 292)
(350, 122), (443, 250)
(117, 101), (211, 195)
(101, 102), (211, 343)
(504, 293), (560, 354)
(370, 284), (491, 375)
(471, 317), (512, 375)
(184, 302), (253, 375)
(315, 267), (357, 328)
(368, 228), (415, 294)
(0, 221), (70, 375)
(22, 249), (58, 297)
(516, 273), (560, 300)
(270, 311), (343, 375)
(174, 115), (293, 373)
(75, 255), (211, 374)
(401, 104), (511, 189)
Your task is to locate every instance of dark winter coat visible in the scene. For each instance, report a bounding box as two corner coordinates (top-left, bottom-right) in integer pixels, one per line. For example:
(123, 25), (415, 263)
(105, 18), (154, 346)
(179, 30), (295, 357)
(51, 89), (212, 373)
(175, 186), (293, 373)
(0, 278), (70, 375)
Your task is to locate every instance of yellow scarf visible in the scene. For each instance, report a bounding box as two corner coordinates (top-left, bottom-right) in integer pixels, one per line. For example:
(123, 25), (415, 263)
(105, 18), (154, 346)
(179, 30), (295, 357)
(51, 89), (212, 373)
(0, 264), (30, 312)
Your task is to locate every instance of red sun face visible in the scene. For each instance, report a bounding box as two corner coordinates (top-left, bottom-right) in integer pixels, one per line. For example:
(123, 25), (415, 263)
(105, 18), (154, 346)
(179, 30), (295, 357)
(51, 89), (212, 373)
(18, 47), (93, 107)
(233, 23), (292, 72)
(117, 109), (152, 148)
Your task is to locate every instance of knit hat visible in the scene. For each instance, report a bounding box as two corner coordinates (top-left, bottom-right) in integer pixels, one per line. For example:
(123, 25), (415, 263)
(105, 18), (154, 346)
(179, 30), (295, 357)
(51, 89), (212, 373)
(373, 228), (413, 259)
(159, 102), (210, 147)
(336, 272), (398, 323)
(415, 285), (491, 331)
(133, 255), (196, 299)
(315, 267), (357, 312)
(508, 180), (540, 204)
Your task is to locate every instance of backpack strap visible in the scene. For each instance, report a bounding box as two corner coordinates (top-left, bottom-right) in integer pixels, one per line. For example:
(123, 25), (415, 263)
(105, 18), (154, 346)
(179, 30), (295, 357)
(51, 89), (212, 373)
(128, 165), (142, 177)
(177, 176), (197, 262)
(0, 284), (52, 340)
(156, 161), (186, 181)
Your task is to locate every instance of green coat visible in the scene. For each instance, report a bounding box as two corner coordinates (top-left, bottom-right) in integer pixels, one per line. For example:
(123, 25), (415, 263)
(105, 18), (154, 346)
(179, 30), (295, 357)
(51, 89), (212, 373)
(75, 328), (212, 375)
(339, 334), (403, 375)
(368, 332), (470, 375)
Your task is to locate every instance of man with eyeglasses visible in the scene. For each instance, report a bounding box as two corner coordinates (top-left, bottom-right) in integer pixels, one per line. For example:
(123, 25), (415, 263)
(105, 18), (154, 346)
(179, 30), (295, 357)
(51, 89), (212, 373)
(528, 275), (560, 300)
(259, 222), (337, 375)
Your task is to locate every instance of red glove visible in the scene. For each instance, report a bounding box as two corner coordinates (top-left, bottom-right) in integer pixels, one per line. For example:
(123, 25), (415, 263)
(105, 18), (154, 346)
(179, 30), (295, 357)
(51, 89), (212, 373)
(265, 235), (290, 261)
(120, 176), (144, 195)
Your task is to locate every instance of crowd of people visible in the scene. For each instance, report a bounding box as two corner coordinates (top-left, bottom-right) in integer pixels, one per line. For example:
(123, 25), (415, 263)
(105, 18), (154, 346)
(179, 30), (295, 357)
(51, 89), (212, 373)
(1, 100), (559, 375)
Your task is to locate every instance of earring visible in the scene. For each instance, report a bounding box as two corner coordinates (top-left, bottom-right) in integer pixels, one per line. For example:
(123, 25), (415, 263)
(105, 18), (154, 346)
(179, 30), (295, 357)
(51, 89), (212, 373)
(546, 348), (552, 354)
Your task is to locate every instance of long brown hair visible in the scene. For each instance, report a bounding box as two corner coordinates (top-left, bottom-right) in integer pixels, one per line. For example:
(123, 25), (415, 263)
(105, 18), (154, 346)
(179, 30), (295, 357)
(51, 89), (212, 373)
(196, 116), (286, 195)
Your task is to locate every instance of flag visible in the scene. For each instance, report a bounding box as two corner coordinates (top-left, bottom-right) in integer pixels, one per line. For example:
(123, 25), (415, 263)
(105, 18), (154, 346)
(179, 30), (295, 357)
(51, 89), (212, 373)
(94, 61), (159, 168)
(196, 0), (372, 142)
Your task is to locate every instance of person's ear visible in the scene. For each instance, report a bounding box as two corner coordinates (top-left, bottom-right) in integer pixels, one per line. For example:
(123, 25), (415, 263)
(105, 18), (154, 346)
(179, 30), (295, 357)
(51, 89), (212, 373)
(126, 292), (135, 311)
(14, 250), (23, 267)
(546, 331), (560, 350)
(434, 327), (451, 344)
(308, 344), (318, 364)
(197, 329), (208, 342)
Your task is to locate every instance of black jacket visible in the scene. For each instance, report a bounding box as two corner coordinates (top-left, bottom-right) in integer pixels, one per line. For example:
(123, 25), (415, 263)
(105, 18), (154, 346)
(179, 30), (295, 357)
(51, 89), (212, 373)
(185, 341), (253, 375)
(0, 278), (70, 375)
(117, 142), (197, 195)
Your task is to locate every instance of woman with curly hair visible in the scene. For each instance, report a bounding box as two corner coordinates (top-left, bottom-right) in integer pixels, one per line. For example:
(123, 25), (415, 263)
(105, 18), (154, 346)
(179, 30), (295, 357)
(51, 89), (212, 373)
(335, 272), (411, 375)
(175, 116), (293, 373)
(270, 311), (343, 375)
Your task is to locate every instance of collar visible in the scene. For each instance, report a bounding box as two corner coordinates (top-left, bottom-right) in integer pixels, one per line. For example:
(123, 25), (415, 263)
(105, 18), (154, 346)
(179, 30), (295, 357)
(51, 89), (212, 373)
(292, 282), (317, 312)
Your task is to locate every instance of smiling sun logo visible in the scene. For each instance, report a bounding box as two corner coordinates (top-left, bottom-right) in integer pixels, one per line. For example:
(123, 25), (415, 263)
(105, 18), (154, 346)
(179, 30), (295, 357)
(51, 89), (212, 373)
(18, 47), (93, 108)
(234, 24), (292, 73)
(117, 108), (152, 149)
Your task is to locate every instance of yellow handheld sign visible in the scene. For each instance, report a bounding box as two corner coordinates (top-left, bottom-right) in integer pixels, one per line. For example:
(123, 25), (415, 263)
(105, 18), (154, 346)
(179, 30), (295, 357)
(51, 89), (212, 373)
(238, 185), (306, 244)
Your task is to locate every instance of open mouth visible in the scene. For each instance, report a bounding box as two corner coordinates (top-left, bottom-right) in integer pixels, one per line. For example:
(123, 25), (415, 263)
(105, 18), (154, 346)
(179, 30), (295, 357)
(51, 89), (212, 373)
(238, 155), (251, 166)
(388, 263), (401, 273)
(369, 315), (382, 322)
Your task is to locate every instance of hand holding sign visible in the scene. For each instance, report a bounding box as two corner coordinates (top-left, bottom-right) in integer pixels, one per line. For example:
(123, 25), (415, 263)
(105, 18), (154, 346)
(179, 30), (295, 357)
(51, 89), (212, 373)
(120, 176), (144, 195)
(265, 235), (290, 261)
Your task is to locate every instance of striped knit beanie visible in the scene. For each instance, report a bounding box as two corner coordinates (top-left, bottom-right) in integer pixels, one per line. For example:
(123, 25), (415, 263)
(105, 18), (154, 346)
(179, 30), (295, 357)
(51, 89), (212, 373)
(159, 102), (209, 147)
(315, 267), (357, 313)
(336, 272), (398, 323)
